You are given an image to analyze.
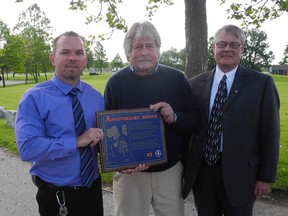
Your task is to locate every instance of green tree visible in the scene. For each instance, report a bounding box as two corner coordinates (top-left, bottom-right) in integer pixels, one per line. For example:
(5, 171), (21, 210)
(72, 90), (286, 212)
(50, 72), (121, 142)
(241, 29), (274, 71)
(20, 26), (51, 82)
(93, 41), (108, 75)
(2, 35), (27, 73)
(207, 37), (216, 71)
(0, 20), (11, 85)
(14, 3), (53, 41)
(279, 45), (288, 65)
(159, 48), (186, 71)
(218, 0), (288, 28)
(86, 47), (94, 69)
(14, 3), (53, 82)
(111, 53), (124, 70)
(0, 20), (10, 41)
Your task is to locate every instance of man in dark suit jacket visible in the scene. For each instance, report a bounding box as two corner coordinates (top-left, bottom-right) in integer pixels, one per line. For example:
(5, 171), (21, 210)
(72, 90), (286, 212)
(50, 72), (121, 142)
(182, 25), (280, 216)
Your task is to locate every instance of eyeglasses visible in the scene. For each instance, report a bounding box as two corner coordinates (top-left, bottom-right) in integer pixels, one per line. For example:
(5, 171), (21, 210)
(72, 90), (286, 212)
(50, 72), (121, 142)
(215, 42), (242, 49)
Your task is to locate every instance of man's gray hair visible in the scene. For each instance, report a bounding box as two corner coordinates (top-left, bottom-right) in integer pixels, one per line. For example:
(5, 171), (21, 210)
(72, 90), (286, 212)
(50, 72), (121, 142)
(123, 21), (161, 61)
(214, 25), (246, 45)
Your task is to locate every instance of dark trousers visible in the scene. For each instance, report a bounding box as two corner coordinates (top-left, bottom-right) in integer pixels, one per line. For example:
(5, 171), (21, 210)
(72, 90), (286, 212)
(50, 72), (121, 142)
(193, 158), (255, 216)
(35, 176), (103, 216)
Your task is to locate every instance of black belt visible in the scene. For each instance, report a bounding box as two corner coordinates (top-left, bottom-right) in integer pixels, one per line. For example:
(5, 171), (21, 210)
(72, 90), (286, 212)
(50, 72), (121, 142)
(32, 175), (85, 190)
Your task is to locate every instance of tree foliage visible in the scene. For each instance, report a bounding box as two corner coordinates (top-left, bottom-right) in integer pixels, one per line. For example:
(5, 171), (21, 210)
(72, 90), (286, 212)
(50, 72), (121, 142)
(69, 0), (173, 40)
(86, 48), (94, 69)
(90, 41), (108, 74)
(241, 29), (274, 71)
(0, 20), (10, 41)
(207, 37), (216, 70)
(2, 35), (27, 72)
(0, 20), (11, 72)
(14, 3), (53, 42)
(159, 48), (186, 71)
(279, 45), (288, 65)
(69, 0), (129, 40)
(218, 0), (288, 28)
(14, 4), (53, 80)
(21, 27), (52, 73)
(111, 53), (124, 70)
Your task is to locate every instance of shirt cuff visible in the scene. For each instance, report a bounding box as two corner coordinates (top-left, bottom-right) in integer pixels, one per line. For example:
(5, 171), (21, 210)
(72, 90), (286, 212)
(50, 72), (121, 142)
(63, 137), (77, 156)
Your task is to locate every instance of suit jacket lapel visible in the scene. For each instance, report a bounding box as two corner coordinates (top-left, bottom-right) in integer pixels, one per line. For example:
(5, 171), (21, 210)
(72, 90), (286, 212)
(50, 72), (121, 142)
(224, 65), (250, 108)
(201, 70), (214, 119)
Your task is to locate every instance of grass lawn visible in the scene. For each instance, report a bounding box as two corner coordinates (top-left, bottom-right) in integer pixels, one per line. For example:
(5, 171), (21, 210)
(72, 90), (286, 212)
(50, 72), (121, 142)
(0, 72), (287, 190)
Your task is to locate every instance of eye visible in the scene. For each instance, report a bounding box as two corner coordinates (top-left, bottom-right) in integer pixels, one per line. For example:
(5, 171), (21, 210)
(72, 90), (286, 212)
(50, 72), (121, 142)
(216, 42), (227, 48)
(60, 51), (69, 55)
(230, 42), (241, 49)
(76, 51), (85, 56)
(216, 42), (241, 49)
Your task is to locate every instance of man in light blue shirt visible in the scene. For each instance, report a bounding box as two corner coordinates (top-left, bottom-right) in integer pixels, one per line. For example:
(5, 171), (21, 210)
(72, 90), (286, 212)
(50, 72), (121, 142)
(16, 31), (104, 216)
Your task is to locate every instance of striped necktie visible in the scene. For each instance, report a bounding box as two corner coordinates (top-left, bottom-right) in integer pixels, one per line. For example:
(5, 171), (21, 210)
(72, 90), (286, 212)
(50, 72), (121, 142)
(70, 88), (94, 188)
(204, 75), (227, 165)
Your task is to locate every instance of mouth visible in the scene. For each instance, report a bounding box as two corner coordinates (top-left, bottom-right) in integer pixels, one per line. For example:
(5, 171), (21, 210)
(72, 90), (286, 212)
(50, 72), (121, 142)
(66, 64), (79, 69)
(138, 59), (151, 62)
(221, 55), (232, 59)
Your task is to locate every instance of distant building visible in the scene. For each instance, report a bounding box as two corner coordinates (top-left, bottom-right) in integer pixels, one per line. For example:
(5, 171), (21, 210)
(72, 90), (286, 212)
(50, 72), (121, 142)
(271, 65), (288, 75)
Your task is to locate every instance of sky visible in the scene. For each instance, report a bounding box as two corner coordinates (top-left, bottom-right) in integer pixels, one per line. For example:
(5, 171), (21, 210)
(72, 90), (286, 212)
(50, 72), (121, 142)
(0, 0), (287, 64)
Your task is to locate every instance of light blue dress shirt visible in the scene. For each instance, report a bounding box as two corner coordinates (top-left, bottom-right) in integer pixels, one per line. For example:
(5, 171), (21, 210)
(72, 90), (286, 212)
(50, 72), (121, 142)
(209, 66), (237, 151)
(16, 75), (104, 187)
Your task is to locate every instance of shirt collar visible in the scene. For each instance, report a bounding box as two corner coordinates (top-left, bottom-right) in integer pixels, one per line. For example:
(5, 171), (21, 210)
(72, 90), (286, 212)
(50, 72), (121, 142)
(129, 63), (159, 75)
(52, 74), (83, 95)
(215, 65), (237, 84)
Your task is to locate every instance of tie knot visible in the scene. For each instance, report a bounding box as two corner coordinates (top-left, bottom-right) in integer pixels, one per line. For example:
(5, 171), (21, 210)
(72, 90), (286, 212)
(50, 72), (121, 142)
(70, 88), (78, 96)
(219, 75), (227, 90)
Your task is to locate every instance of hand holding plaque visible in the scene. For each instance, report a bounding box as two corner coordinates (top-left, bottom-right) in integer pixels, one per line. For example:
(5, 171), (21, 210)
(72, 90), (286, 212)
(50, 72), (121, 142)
(96, 108), (167, 173)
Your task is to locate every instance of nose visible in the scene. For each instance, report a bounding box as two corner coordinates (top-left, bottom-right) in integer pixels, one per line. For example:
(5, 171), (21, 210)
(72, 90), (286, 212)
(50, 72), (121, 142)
(223, 45), (232, 51)
(141, 47), (149, 56)
(68, 53), (77, 61)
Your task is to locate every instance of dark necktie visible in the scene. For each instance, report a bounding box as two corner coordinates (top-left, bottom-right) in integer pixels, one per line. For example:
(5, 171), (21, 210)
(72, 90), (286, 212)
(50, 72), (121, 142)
(204, 75), (227, 165)
(70, 88), (94, 188)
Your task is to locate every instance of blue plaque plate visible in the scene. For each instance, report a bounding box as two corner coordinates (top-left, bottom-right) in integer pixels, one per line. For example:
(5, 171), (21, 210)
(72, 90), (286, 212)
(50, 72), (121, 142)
(96, 108), (167, 173)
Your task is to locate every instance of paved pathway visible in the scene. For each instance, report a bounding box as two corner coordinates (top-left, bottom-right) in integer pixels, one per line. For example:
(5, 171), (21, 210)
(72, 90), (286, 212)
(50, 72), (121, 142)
(0, 79), (31, 87)
(0, 148), (287, 216)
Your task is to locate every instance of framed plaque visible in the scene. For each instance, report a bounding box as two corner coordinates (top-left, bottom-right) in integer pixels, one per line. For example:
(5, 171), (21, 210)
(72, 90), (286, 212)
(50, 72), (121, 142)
(96, 108), (167, 173)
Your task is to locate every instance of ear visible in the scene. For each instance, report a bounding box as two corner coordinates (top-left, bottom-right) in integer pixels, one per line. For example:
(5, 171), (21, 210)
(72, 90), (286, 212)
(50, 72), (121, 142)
(49, 53), (55, 66)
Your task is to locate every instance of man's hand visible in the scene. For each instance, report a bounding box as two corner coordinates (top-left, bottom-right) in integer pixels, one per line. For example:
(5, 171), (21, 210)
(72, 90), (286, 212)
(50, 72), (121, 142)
(150, 102), (175, 124)
(76, 128), (104, 148)
(254, 180), (271, 196)
(119, 164), (149, 174)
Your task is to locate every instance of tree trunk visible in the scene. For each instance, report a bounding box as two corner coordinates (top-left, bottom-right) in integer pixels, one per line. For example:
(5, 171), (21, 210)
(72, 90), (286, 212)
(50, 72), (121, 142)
(34, 64), (38, 83)
(44, 71), (48, 81)
(1, 68), (6, 87)
(5, 68), (9, 80)
(184, 0), (208, 79)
